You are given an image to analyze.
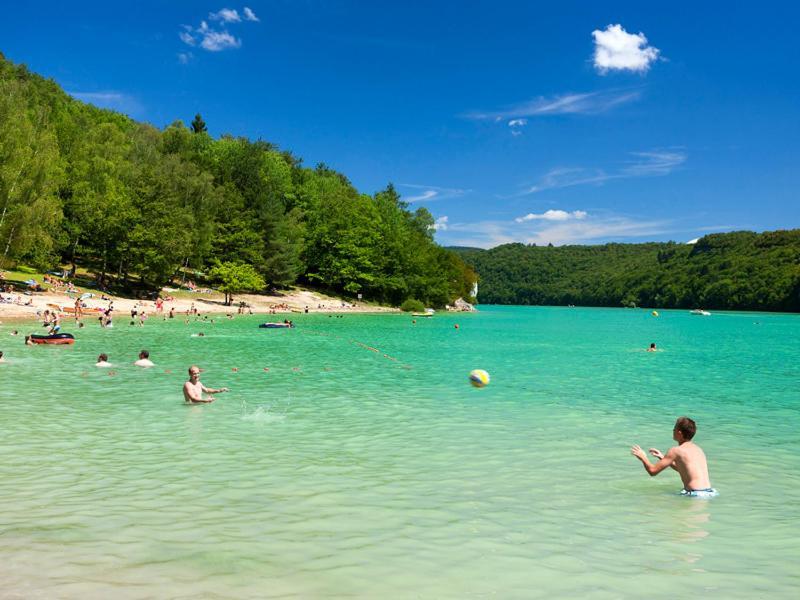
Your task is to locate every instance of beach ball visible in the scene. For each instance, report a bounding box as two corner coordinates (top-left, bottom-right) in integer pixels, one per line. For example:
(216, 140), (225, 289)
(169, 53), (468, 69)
(469, 369), (490, 388)
(651, 311), (659, 317)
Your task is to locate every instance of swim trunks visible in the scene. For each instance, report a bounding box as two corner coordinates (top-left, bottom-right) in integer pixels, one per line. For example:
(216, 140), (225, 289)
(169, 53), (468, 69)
(680, 488), (718, 499)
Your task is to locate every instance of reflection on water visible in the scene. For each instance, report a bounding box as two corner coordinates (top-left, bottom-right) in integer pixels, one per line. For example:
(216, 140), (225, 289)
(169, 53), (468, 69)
(677, 499), (711, 544)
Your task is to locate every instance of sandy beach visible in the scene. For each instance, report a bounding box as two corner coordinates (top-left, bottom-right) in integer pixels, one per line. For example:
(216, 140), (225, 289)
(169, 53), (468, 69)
(0, 287), (398, 321)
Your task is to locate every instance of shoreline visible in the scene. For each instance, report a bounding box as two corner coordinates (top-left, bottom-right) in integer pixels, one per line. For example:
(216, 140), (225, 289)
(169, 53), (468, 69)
(0, 288), (399, 322)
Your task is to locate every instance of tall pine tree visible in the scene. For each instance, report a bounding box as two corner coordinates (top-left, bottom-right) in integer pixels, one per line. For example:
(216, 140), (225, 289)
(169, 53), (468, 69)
(190, 113), (207, 134)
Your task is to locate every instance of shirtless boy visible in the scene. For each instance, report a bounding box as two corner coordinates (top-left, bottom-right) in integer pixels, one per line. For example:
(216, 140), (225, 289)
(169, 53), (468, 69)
(631, 416), (716, 497)
(183, 365), (229, 403)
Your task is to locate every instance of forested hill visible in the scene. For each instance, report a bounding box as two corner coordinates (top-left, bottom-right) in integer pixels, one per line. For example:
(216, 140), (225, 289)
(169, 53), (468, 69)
(0, 53), (476, 306)
(454, 230), (800, 312)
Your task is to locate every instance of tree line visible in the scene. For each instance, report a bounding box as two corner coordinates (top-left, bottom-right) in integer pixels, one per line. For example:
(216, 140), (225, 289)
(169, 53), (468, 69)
(455, 229), (800, 312)
(0, 53), (476, 306)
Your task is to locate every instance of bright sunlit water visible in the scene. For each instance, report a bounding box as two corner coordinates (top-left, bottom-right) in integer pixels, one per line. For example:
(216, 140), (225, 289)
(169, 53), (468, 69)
(1, 306), (798, 598)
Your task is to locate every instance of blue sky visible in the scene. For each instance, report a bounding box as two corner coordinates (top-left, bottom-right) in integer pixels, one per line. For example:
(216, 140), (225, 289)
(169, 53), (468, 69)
(2, 1), (798, 247)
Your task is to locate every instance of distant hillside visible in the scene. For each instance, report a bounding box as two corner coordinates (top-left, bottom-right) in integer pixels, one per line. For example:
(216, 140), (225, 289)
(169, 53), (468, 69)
(454, 230), (800, 312)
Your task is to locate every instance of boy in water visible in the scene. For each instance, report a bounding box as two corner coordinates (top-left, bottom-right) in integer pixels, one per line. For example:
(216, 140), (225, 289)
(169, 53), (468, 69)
(183, 365), (229, 403)
(631, 416), (716, 497)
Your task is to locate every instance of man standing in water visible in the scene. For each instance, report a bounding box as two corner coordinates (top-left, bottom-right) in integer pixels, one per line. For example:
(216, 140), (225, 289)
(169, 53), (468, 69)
(631, 416), (716, 497)
(183, 365), (229, 403)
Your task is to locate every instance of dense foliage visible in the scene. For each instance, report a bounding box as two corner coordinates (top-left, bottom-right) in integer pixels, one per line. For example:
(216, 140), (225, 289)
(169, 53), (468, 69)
(0, 53), (476, 306)
(455, 230), (800, 312)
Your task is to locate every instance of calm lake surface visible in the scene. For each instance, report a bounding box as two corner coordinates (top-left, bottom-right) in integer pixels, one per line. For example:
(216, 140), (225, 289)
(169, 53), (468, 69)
(1, 306), (798, 598)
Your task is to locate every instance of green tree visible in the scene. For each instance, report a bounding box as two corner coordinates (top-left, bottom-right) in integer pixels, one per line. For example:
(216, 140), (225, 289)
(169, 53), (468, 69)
(208, 261), (266, 305)
(190, 113), (207, 134)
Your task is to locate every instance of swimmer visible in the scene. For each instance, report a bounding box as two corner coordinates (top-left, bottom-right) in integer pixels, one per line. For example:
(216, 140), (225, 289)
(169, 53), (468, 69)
(24, 335), (34, 346)
(631, 416), (715, 497)
(0, 351), (6, 363)
(183, 365), (229, 403)
(95, 353), (112, 368)
(10, 330), (18, 336)
(647, 342), (657, 352)
(133, 349), (155, 368)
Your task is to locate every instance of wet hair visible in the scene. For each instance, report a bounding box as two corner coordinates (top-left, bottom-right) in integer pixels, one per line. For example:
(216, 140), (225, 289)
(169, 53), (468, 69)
(674, 416), (697, 440)
(0, 351), (3, 358)
(650, 343), (656, 349)
(98, 353), (108, 362)
(139, 350), (149, 359)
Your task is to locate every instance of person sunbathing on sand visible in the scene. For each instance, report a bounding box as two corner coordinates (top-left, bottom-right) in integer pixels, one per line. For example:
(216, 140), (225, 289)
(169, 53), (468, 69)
(631, 416), (716, 497)
(183, 365), (229, 403)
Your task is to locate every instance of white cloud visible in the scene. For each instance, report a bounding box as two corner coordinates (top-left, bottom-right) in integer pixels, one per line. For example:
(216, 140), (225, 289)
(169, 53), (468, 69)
(508, 118), (527, 127)
(406, 190), (438, 202)
(210, 8), (241, 23)
(686, 238), (699, 244)
(622, 151), (686, 176)
(433, 216), (449, 231)
(200, 29), (241, 51)
(180, 7), (259, 54)
(511, 130), (523, 137)
(400, 184), (469, 203)
(177, 52), (193, 64)
(592, 24), (660, 74)
(179, 28), (196, 46)
(440, 213), (672, 248)
(515, 210), (588, 223)
(464, 90), (641, 121)
(521, 216), (670, 246)
(521, 150), (686, 195)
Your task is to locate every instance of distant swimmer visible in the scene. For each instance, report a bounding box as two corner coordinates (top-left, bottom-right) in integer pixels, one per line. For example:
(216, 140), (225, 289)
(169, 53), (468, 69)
(134, 349), (155, 368)
(95, 353), (112, 368)
(647, 342), (657, 352)
(183, 365), (229, 403)
(0, 351), (6, 363)
(631, 416), (716, 498)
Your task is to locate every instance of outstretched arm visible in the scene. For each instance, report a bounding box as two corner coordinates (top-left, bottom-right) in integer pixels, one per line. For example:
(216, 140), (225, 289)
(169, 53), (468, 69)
(631, 445), (675, 476)
(201, 384), (229, 394)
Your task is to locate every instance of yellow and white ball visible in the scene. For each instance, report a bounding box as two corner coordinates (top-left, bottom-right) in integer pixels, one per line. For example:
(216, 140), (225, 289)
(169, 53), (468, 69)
(469, 369), (490, 388)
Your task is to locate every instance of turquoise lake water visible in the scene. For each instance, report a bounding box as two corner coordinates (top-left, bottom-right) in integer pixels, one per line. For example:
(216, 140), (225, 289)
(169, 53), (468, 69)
(1, 306), (798, 598)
